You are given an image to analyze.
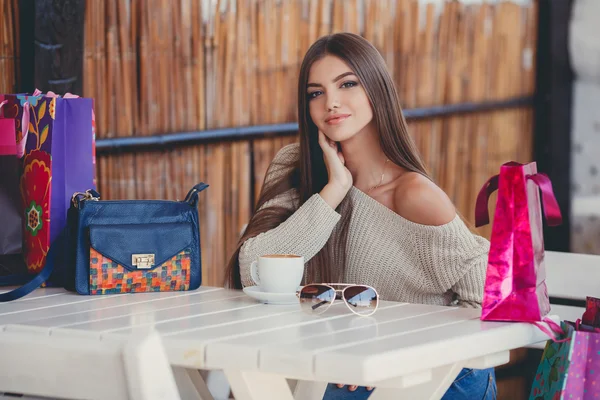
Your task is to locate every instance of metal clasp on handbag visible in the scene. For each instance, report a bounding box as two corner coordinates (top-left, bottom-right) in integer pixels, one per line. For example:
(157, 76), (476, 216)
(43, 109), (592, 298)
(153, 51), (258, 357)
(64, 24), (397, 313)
(71, 190), (100, 208)
(132, 254), (155, 269)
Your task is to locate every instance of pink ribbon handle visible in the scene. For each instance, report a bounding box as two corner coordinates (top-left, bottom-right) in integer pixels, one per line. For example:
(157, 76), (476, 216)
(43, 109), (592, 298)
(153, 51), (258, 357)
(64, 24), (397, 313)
(474, 174), (499, 227)
(527, 173), (563, 226)
(17, 102), (30, 158)
(33, 89), (80, 99)
(534, 318), (571, 344)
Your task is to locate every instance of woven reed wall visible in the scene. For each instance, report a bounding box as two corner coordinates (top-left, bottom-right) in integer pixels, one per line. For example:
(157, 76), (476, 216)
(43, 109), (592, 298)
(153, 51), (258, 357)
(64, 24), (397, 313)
(1, 0), (538, 290)
(0, 2), (541, 398)
(83, 0), (538, 288)
(0, 0), (19, 93)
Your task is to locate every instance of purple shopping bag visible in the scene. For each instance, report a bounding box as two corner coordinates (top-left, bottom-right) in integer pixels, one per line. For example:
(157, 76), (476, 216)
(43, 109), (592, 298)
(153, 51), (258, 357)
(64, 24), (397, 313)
(1, 92), (95, 285)
(475, 162), (562, 323)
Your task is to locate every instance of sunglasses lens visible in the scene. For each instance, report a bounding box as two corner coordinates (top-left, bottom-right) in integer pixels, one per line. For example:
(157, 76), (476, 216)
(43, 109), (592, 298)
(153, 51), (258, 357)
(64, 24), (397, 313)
(343, 285), (378, 316)
(298, 285), (335, 315)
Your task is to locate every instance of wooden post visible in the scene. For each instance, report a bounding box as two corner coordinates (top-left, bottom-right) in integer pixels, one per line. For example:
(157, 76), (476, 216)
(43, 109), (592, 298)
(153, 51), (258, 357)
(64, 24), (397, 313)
(19, 0), (35, 92)
(33, 0), (86, 95)
(534, 0), (574, 252)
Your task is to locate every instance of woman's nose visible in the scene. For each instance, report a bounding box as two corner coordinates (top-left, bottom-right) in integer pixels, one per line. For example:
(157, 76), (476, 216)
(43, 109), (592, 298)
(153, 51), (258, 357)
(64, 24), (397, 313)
(326, 96), (340, 111)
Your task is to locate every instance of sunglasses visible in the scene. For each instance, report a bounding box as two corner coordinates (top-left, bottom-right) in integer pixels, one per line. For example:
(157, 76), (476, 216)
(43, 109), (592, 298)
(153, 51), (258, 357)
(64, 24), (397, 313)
(296, 283), (379, 316)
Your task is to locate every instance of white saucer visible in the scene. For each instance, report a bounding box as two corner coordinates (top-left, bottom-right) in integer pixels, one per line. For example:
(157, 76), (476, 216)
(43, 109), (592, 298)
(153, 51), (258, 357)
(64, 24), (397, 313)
(243, 286), (299, 305)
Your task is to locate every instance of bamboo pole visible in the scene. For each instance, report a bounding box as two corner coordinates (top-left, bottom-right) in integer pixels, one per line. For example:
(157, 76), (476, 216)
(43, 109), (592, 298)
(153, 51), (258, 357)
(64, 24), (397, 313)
(466, 3), (491, 231)
(79, 0), (537, 285)
(82, 0), (94, 120)
(115, 0), (133, 136)
(416, 3), (435, 171)
(1, 0), (13, 92)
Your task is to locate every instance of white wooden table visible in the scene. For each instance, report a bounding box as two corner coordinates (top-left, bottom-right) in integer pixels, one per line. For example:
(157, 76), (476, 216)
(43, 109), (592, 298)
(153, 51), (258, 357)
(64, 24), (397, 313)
(0, 286), (552, 400)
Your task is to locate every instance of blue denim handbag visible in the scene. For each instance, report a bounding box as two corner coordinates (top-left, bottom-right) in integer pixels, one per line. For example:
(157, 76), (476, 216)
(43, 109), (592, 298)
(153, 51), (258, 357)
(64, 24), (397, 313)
(0, 183), (208, 301)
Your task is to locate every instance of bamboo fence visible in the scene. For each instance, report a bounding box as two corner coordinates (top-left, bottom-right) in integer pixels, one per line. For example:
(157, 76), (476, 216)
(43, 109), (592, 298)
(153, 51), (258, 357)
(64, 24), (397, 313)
(1, 0), (538, 289)
(0, 2), (540, 396)
(83, 0), (537, 288)
(0, 0), (19, 93)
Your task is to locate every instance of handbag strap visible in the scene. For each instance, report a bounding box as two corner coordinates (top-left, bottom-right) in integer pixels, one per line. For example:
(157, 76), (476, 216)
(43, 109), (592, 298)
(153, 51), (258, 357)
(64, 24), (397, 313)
(474, 174), (499, 227)
(184, 182), (209, 206)
(526, 173), (562, 226)
(0, 230), (64, 302)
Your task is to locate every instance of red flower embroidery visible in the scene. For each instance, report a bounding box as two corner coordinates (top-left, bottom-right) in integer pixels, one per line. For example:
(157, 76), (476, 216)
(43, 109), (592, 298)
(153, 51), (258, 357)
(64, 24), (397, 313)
(49, 98), (56, 119)
(20, 150), (52, 273)
(553, 391), (563, 400)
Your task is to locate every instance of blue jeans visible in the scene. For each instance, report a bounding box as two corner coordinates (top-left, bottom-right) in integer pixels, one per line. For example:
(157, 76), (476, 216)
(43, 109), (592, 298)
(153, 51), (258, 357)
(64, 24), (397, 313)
(322, 368), (496, 400)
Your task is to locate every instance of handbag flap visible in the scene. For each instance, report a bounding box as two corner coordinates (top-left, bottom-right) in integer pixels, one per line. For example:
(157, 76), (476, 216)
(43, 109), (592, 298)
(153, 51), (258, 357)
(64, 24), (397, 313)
(89, 222), (193, 271)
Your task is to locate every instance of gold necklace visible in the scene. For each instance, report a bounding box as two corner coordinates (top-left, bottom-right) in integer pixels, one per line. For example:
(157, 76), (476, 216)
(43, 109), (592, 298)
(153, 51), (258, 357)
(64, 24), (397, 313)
(367, 158), (389, 193)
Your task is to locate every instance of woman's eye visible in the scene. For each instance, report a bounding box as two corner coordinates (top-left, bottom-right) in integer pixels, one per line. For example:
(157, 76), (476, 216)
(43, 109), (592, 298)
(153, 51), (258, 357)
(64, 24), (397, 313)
(307, 91), (322, 99)
(341, 81), (357, 89)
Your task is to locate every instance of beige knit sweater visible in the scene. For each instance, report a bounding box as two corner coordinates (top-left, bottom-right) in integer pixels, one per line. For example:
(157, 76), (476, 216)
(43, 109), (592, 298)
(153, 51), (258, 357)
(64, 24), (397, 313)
(239, 144), (490, 307)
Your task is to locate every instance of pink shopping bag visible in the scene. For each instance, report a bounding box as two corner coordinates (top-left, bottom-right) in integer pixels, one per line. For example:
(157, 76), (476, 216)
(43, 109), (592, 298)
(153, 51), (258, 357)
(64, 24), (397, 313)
(475, 161), (562, 323)
(0, 100), (29, 277)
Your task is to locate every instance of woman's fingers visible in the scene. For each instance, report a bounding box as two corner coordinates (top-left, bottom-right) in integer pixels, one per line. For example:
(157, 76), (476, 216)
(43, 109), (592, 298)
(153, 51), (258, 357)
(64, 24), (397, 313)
(337, 150), (345, 165)
(335, 384), (372, 392)
(318, 130), (326, 147)
(318, 130), (338, 151)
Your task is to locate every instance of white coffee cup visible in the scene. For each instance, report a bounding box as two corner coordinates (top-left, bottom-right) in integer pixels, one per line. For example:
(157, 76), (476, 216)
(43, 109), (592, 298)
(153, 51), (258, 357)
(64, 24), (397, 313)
(250, 254), (304, 293)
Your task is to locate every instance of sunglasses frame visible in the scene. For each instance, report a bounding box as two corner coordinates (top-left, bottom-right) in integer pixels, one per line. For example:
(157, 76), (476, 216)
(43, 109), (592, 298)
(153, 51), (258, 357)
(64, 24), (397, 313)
(296, 283), (380, 317)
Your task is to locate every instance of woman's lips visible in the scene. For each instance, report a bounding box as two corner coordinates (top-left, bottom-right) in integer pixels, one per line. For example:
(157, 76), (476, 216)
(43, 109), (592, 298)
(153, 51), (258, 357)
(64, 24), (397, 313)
(325, 114), (350, 125)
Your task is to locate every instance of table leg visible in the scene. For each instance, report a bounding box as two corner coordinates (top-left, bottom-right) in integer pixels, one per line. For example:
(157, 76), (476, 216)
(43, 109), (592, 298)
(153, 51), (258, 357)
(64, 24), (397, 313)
(368, 363), (464, 400)
(224, 370), (295, 400)
(292, 380), (328, 400)
(200, 370), (231, 400)
(172, 367), (215, 400)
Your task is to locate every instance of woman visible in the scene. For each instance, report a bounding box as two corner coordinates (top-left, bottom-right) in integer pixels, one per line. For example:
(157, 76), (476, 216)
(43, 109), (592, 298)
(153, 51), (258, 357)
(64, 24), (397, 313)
(225, 33), (495, 399)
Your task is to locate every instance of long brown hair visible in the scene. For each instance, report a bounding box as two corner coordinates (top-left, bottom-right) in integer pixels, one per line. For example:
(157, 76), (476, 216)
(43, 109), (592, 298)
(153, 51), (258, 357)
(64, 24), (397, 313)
(225, 32), (429, 289)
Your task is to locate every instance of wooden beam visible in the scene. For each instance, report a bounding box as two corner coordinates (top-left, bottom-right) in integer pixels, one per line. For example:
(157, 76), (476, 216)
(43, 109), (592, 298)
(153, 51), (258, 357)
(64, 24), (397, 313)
(33, 0), (86, 95)
(18, 0), (35, 92)
(534, 0), (574, 252)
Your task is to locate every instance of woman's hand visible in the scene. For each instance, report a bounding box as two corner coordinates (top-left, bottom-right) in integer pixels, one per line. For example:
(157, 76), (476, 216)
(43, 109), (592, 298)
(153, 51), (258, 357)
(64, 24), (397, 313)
(318, 130), (353, 209)
(335, 384), (374, 392)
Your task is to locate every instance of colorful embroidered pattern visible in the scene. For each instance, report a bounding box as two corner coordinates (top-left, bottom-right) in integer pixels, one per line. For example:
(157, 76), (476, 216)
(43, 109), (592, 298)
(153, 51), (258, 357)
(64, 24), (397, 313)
(20, 150), (52, 273)
(89, 248), (191, 294)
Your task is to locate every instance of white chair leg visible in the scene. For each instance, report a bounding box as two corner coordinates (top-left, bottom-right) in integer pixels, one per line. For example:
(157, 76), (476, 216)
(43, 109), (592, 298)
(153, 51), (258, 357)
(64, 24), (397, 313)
(201, 370), (231, 400)
(172, 367), (216, 400)
(293, 380), (328, 400)
(122, 329), (181, 400)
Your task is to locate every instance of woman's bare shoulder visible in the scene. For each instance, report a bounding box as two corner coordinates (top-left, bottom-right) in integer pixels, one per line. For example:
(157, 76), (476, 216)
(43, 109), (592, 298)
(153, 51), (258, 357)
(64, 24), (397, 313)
(391, 172), (456, 226)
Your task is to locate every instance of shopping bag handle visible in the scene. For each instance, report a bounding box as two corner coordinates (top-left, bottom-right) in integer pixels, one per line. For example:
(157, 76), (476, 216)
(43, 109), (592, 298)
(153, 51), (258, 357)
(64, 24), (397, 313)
(474, 175), (499, 227)
(527, 173), (562, 226)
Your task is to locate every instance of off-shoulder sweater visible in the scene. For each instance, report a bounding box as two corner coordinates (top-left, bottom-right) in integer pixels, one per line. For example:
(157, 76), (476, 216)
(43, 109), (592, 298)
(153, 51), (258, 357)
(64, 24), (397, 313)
(238, 144), (490, 307)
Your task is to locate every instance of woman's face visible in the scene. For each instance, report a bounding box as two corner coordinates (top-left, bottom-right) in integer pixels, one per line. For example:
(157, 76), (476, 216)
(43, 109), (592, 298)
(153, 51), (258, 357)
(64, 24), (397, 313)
(306, 55), (374, 143)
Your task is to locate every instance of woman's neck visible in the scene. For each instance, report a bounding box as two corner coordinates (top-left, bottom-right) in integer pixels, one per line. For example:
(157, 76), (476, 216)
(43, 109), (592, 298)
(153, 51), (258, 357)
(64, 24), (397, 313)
(340, 123), (388, 192)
